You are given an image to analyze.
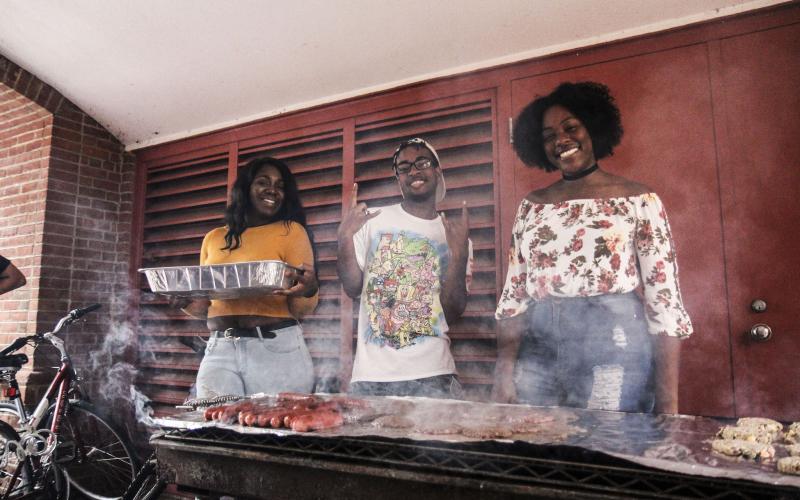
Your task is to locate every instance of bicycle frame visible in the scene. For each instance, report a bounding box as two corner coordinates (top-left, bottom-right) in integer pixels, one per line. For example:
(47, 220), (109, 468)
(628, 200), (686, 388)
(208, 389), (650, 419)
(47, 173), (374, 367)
(0, 304), (109, 499)
(0, 363), (73, 499)
(7, 360), (74, 437)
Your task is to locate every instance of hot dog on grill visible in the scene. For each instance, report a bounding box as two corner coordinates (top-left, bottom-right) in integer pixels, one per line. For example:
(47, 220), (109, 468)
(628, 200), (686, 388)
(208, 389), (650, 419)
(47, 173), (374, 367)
(277, 392), (321, 405)
(218, 401), (258, 423)
(200, 394), (366, 432)
(239, 404), (274, 425)
(204, 405), (223, 421)
(290, 410), (344, 432)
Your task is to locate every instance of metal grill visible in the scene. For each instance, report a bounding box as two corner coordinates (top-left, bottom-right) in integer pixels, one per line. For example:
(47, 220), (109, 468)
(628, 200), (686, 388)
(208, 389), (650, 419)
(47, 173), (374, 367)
(157, 428), (799, 499)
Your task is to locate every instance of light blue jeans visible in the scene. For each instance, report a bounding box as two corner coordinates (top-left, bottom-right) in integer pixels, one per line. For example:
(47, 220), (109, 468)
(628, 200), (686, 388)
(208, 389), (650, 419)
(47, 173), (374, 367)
(195, 325), (315, 398)
(515, 293), (655, 413)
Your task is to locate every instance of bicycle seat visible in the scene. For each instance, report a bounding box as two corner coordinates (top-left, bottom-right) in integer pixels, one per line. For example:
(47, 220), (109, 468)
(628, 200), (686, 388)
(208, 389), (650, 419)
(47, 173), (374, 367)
(0, 353), (28, 369)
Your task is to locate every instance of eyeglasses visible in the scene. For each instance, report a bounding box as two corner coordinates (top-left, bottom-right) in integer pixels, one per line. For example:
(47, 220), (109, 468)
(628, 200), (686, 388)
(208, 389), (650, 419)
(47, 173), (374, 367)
(394, 157), (436, 175)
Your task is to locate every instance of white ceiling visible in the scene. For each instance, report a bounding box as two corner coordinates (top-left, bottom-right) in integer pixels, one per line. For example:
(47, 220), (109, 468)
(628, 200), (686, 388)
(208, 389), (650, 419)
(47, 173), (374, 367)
(0, 0), (786, 151)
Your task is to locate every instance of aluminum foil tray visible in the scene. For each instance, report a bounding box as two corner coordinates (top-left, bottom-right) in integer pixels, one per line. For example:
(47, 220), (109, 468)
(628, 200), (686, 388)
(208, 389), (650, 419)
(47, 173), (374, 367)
(139, 260), (295, 299)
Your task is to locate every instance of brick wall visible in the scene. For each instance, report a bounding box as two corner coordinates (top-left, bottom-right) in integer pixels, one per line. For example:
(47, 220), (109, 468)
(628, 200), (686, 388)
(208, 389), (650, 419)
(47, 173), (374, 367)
(0, 81), (50, 339)
(0, 55), (138, 432)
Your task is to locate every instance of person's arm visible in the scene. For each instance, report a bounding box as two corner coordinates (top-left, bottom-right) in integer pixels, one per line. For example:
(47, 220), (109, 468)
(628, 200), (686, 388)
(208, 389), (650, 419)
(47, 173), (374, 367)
(336, 184), (379, 298)
(634, 193), (693, 414)
(440, 201), (470, 323)
(491, 199), (534, 403)
(653, 335), (681, 414)
(491, 314), (525, 403)
(0, 261), (26, 295)
(168, 296), (211, 320)
(274, 225), (320, 319)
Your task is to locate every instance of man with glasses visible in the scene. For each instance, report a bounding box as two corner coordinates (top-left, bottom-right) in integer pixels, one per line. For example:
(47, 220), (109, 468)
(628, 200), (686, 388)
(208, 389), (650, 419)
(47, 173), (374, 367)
(337, 138), (472, 399)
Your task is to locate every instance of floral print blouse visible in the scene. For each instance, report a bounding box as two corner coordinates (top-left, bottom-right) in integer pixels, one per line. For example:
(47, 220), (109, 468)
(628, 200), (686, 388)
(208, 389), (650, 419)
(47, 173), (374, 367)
(495, 193), (693, 338)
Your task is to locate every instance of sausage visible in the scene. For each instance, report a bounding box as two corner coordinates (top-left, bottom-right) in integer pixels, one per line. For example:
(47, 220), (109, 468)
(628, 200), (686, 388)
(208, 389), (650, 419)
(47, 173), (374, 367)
(283, 409), (317, 428)
(219, 401), (257, 423)
(277, 392), (320, 405)
(239, 404), (273, 425)
(290, 410), (344, 432)
(328, 396), (370, 409)
(204, 405), (223, 421)
(249, 408), (294, 428)
(283, 400), (343, 427)
(239, 411), (255, 426)
(252, 408), (292, 428)
(270, 411), (292, 428)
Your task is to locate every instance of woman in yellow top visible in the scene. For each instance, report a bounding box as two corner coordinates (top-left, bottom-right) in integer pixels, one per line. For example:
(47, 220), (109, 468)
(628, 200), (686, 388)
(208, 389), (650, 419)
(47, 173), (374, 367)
(175, 156), (319, 398)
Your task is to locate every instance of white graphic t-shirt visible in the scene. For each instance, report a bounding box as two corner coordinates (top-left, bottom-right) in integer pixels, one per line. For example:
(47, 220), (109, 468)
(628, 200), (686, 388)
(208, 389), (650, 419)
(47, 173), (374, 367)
(350, 204), (472, 383)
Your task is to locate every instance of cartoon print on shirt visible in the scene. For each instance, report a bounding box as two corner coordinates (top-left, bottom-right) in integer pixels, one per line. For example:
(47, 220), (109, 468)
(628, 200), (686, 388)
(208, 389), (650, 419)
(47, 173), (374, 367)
(364, 231), (446, 348)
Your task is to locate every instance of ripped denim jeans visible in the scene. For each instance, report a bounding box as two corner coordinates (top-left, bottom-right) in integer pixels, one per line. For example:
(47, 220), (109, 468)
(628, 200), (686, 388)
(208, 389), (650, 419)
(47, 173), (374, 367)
(515, 293), (655, 413)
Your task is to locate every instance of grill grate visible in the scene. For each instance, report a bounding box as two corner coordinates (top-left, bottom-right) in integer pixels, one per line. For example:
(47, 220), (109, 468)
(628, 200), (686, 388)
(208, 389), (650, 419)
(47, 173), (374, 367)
(160, 428), (798, 499)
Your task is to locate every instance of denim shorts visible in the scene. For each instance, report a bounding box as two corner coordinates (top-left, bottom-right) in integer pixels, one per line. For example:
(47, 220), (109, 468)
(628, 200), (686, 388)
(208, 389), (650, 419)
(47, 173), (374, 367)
(515, 293), (655, 412)
(349, 374), (463, 400)
(195, 324), (315, 398)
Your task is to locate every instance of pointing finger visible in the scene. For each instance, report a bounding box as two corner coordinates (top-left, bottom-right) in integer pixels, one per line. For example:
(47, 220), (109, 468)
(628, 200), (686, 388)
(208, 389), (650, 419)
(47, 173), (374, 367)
(350, 183), (359, 208)
(461, 200), (469, 224)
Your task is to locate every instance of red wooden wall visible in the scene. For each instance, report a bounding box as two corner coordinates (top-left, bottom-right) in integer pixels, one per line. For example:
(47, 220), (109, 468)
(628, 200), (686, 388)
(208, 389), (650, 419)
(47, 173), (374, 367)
(133, 3), (800, 419)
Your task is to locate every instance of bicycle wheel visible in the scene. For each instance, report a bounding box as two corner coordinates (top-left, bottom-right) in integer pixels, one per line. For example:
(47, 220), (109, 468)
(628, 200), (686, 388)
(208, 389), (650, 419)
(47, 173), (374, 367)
(0, 402), (21, 428)
(122, 456), (166, 500)
(53, 401), (137, 500)
(0, 420), (32, 498)
(38, 461), (70, 500)
(129, 474), (166, 500)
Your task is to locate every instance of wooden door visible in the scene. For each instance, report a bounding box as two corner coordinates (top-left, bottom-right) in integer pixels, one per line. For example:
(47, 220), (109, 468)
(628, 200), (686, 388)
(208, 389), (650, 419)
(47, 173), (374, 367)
(713, 22), (800, 421)
(509, 43), (735, 417)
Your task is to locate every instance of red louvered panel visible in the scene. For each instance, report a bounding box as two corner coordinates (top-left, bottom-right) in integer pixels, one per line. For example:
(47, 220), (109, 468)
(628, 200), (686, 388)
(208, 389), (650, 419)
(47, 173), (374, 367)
(349, 92), (498, 400)
(135, 93), (500, 408)
(238, 128), (346, 392)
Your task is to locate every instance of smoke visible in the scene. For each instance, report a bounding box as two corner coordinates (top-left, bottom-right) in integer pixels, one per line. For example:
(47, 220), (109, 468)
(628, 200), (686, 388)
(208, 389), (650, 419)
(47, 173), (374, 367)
(83, 308), (158, 430)
(130, 384), (157, 427)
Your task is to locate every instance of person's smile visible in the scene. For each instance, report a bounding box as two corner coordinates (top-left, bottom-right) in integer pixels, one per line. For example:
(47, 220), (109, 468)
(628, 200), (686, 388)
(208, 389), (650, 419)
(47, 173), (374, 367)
(248, 164), (284, 223)
(542, 105), (596, 174)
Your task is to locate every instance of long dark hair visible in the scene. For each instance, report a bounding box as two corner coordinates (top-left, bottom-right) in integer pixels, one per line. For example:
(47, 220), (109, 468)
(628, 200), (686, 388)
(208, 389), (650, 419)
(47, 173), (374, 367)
(222, 156), (307, 251)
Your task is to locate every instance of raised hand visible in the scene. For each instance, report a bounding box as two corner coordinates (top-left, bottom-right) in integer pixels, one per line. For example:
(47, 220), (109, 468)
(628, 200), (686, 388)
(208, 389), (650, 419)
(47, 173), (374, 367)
(337, 183), (380, 243)
(441, 200), (470, 256)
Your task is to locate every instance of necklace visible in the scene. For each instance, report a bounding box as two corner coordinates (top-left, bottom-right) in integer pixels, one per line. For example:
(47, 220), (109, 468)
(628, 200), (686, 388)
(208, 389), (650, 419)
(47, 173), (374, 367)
(562, 163), (598, 181)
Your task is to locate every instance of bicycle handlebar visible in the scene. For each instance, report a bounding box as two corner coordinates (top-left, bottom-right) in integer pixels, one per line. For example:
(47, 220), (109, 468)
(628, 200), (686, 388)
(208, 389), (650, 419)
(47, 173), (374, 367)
(51, 303), (102, 336)
(0, 304), (102, 357)
(70, 303), (102, 320)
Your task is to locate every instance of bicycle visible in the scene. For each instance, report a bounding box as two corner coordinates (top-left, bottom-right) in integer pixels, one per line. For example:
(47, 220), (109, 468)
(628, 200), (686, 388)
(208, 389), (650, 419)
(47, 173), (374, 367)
(0, 304), (139, 499)
(120, 453), (165, 500)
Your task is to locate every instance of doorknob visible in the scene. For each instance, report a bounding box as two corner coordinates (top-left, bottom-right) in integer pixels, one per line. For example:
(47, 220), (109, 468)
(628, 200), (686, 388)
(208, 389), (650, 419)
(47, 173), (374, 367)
(749, 324), (773, 342)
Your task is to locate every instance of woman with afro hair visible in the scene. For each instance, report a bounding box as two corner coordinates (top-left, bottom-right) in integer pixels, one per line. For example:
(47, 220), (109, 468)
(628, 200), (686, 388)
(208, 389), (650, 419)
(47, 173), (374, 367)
(493, 82), (693, 414)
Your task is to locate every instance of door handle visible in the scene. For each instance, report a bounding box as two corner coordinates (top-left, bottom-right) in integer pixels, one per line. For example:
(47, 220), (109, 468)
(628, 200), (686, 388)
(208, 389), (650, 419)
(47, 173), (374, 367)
(749, 323), (773, 342)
